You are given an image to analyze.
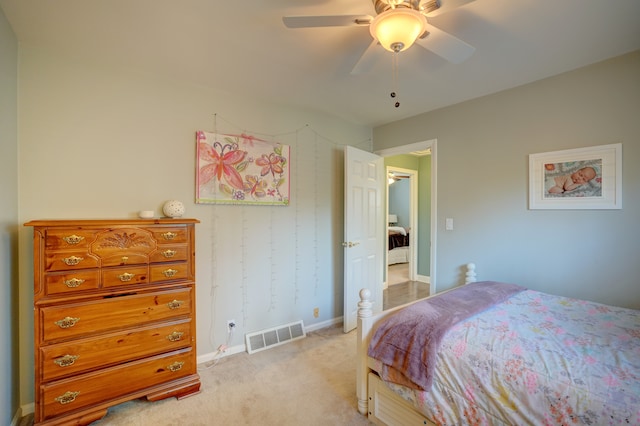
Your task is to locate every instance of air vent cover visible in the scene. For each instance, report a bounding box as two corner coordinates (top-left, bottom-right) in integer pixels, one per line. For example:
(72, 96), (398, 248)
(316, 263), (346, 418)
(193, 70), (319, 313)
(245, 320), (305, 354)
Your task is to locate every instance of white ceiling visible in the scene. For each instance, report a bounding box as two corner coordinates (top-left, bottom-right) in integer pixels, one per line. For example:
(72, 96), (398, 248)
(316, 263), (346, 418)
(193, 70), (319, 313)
(2, 0), (639, 127)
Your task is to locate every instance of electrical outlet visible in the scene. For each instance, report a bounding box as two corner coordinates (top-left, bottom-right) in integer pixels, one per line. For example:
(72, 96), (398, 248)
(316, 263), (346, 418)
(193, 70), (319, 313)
(226, 319), (236, 332)
(313, 308), (319, 318)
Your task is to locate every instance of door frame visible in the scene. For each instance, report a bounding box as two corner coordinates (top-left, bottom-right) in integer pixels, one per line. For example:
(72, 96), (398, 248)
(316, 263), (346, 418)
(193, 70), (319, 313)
(375, 139), (437, 296)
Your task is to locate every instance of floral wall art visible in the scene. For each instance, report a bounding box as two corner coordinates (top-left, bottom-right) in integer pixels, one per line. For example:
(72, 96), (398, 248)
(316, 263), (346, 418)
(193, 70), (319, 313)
(196, 131), (290, 205)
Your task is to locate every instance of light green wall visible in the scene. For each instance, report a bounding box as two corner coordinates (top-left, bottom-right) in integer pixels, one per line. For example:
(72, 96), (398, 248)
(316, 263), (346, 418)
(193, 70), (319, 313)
(16, 45), (371, 408)
(417, 155), (431, 277)
(0, 5), (19, 424)
(374, 51), (640, 308)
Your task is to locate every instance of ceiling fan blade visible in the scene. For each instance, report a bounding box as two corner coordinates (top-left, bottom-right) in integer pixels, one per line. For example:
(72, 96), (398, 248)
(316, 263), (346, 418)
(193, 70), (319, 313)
(282, 15), (372, 28)
(424, 0), (476, 17)
(415, 25), (475, 64)
(350, 39), (380, 75)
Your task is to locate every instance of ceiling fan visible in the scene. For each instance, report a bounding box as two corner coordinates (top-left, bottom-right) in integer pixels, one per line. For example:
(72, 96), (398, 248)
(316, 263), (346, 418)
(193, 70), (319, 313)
(388, 171), (410, 184)
(283, 0), (476, 74)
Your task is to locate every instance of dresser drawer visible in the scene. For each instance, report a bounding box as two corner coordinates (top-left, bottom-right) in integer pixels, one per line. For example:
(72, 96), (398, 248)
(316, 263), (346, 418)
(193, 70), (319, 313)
(144, 226), (189, 243)
(41, 348), (195, 419)
(150, 245), (189, 263)
(102, 265), (149, 288)
(44, 229), (98, 250)
(41, 287), (193, 343)
(45, 251), (100, 272)
(45, 270), (101, 295)
(40, 319), (193, 381)
(90, 227), (156, 267)
(150, 262), (189, 282)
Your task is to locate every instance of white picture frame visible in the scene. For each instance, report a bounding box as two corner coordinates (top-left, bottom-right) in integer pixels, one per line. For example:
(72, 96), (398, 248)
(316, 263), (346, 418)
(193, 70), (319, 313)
(529, 143), (622, 210)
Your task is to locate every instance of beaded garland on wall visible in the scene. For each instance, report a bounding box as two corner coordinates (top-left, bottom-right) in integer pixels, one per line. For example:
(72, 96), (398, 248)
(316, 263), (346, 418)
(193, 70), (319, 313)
(196, 131), (290, 205)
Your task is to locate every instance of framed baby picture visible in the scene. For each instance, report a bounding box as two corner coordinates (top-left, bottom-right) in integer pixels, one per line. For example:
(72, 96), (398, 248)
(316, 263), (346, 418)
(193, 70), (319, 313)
(528, 143), (622, 210)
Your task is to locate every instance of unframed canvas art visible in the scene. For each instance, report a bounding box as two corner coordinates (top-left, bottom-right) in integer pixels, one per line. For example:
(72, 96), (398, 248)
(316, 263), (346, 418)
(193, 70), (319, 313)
(196, 131), (290, 205)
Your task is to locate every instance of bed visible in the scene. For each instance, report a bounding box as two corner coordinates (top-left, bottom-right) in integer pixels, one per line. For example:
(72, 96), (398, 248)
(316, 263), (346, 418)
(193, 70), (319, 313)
(356, 263), (640, 425)
(387, 226), (409, 265)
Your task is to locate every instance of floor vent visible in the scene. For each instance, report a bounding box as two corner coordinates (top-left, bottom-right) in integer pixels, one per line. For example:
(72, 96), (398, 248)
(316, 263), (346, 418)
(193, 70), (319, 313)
(245, 320), (305, 354)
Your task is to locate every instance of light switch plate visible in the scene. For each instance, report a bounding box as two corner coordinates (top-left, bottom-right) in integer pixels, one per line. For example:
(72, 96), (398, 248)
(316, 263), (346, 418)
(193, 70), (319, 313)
(445, 218), (454, 230)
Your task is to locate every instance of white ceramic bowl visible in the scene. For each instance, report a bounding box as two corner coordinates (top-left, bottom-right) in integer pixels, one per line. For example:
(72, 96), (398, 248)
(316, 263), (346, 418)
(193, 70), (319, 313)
(138, 210), (155, 219)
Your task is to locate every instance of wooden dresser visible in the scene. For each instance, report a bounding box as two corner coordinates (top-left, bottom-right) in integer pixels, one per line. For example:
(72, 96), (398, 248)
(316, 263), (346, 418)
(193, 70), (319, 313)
(25, 219), (201, 426)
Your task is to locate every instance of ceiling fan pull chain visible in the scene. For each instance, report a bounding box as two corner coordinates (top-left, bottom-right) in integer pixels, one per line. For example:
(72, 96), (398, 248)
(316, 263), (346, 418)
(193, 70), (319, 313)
(390, 52), (400, 108)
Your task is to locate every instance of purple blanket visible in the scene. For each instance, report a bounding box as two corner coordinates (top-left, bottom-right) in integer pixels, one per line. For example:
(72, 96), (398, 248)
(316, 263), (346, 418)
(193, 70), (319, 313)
(368, 281), (524, 391)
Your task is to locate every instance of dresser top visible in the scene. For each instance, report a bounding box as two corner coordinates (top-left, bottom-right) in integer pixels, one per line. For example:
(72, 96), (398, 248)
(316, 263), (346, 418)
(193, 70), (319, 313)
(25, 218), (200, 227)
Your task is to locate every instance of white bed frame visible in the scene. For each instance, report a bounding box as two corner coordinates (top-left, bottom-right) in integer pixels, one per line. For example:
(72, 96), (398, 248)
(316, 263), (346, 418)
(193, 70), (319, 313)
(356, 263), (477, 425)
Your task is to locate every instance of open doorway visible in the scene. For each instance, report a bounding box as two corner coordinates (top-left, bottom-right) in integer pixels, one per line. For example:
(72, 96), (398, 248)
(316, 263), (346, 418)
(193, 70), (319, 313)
(386, 166), (417, 284)
(375, 140), (436, 310)
(385, 166), (427, 309)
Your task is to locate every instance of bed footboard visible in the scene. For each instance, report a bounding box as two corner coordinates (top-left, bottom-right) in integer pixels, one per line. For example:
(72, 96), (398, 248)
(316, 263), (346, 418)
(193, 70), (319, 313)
(357, 289), (433, 424)
(356, 263), (476, 423)
(356, 288), (373, 415)
(356, 288), (426, 417)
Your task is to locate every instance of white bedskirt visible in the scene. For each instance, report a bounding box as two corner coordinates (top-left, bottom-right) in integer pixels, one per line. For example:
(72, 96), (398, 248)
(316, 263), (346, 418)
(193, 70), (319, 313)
(388, 247), (409, 265)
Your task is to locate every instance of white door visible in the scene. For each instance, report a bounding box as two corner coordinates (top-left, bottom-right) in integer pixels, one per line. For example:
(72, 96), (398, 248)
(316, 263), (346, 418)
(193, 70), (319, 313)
(343, 146), (384, 332)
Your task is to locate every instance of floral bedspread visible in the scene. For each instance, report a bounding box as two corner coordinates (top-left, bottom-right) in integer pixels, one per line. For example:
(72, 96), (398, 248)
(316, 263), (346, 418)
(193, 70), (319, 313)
(377, 289), (640, 425)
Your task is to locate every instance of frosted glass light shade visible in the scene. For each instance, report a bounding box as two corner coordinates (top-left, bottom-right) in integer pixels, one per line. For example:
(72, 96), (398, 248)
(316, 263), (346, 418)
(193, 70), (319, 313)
(370, 8), (426, 52)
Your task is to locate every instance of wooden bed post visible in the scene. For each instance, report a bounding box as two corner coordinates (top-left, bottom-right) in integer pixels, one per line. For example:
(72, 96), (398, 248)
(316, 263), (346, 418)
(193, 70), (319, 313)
(356, 288), (373, 415)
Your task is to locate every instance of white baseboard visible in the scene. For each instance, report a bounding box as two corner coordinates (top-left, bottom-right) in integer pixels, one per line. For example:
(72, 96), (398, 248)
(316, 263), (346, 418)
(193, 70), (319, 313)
(305, 316), (342, 332)
(17, 402), (34, 419)
(196, 316), (343, 365)
(417, 274), (430, 283)
(196, 343), (245, 364)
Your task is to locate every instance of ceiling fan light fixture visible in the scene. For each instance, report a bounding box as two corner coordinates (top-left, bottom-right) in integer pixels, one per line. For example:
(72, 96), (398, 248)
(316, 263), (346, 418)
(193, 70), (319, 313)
(370, 8), (426, 53)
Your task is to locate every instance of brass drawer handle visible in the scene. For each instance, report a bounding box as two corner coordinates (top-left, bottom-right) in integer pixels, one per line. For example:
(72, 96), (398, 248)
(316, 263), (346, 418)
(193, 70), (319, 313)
(62, 235), (85, 245)
(167, 361), (184, 372)
(54, 354), (79, 367)
(64, 278), (85, 288)
(55, 391), (80, 405)
(118, 272), (135, 282)
(54, 316), (80, 329)
(166, 331), (184, 342)
(162, 249), (177, 258)
(167, 300), (184, 310)
(162, 269), (178, 278)
(62, 256), (84, 266)
(162, 231), (177, 240)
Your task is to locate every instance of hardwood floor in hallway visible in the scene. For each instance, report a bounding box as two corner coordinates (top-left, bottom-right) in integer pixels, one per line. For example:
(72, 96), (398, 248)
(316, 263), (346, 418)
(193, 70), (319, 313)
(384, 263), (429, 310)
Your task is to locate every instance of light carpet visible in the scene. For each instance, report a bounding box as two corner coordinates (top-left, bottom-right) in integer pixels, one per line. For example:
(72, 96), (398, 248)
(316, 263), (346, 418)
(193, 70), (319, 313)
(24, 326), (372, 426)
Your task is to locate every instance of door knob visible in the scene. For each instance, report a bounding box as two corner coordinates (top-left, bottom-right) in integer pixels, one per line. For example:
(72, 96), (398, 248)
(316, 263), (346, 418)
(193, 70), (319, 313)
(341, 241), (360, 248)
